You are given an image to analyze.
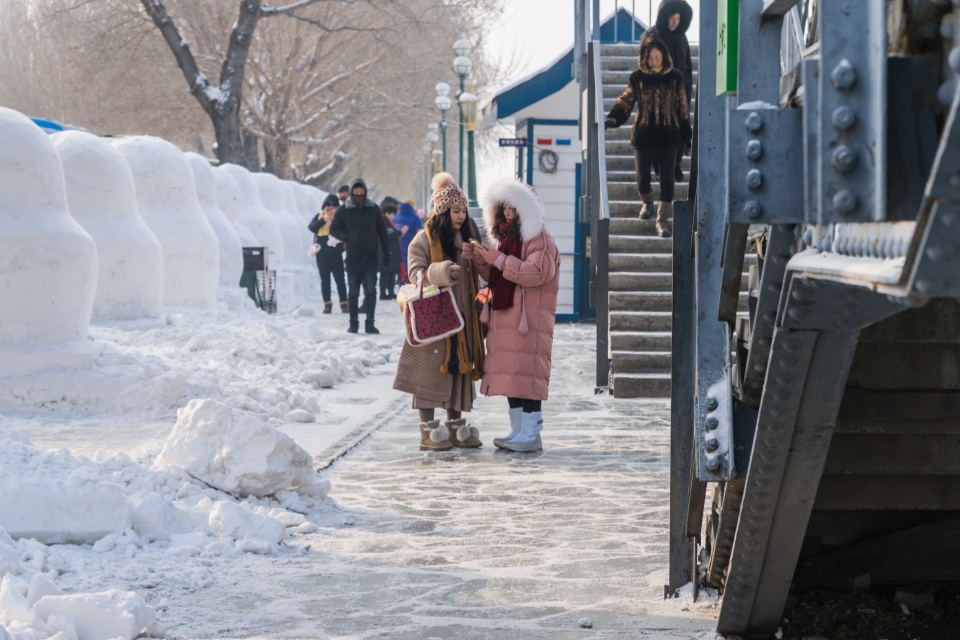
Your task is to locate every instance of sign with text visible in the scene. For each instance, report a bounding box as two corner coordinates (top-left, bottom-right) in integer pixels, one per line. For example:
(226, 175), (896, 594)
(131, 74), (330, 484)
(498, 137), (528, 148)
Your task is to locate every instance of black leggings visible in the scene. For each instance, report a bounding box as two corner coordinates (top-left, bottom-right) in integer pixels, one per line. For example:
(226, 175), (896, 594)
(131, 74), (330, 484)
(315, 250), (346, 303)
(634, 145), (679, 203)
(508, 397), (542, 413)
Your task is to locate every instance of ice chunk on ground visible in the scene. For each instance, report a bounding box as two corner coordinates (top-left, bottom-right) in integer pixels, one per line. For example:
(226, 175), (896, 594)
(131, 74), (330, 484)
(0, 575), (40, 627)
(155, 398), (324, 498)
(0, 438), (130, 544)
(129, 492), (201, 543)
(208, 501), (285, 546)
(34, 589), (155, 640)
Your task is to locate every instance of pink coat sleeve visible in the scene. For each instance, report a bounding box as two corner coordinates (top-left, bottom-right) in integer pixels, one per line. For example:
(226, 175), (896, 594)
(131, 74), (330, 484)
(498, 236), (558, 288)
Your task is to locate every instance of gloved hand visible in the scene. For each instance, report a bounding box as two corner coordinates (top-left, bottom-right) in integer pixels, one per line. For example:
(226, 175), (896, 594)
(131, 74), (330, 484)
(604, 118), (617, 130)
(475, 243), (504, 268)
(448, 263), (462, 283)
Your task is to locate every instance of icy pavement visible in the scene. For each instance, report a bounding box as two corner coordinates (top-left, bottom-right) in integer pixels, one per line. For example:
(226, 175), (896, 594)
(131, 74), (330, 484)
(2, 295), (721, 639)
(161, 323), (721, 639)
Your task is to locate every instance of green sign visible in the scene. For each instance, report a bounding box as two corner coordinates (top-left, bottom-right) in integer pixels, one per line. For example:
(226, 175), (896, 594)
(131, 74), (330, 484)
(717, 0), (739, 96)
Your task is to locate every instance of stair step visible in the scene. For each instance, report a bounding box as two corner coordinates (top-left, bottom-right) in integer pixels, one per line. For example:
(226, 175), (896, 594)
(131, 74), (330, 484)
(610, 311), (672, 331)
(611, 373), (671, 398)
(609, 235), (673, 252)
(604, 96), (696, 112)
(612, 350), (672, 372)
(608, 182), (690, 200)
(602, 67), (699, 86)
(609, 218), (660, 234)
(609, 291), (673, 311)
(610, 198), (688, 217)
(608, 253), (673, 272)
(601, 42), (700, 55)
(604, 78), (698, 98)
(610, 331), (672, 351)
(609, 271), (673, 291)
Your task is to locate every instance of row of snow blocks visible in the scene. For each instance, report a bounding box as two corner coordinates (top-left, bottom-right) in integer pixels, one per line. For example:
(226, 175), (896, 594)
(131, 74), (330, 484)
(51, 131), (165, 322)
(220, 163), (285, 273)
(184, 152), (244, 288)
(113, 136), (220, 308)
(215, 168), (260, 247)
(0, 108), (99, 377)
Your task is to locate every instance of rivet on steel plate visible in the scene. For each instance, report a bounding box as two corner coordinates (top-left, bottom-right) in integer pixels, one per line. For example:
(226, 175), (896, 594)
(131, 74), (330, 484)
(831, 106), (856, 131)
(706, 438), (719, 452)
(831, 59), (857, 91)
(706, 417), (719, 430)
(833, 189), (858, 215)
(706, 396), (718, 411)
(745, 111), (763, 133)
(746, 139), (763, 160)
(746, 169), (763, 190)
(744, 200), (762, 219)
(705, 457), (722, 472)
(832, 145), (858, 173)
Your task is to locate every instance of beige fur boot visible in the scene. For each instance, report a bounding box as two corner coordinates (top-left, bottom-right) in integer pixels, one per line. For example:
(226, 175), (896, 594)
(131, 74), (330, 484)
(445, 418), (482, 448)
(638, 192), (655, 220)
(657, 201), (674, 238)
(419, 420), (453, 451)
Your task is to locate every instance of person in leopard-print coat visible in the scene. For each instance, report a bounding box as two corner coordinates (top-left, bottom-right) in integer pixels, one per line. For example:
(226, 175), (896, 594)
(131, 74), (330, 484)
(605, 37), (691, 238)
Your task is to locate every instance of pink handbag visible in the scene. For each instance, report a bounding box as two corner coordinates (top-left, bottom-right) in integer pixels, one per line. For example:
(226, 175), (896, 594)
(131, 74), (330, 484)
(404, 274), (464, 347)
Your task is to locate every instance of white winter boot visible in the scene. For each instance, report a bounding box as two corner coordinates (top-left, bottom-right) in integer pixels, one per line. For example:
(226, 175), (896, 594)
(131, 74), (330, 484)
(502, 411), (543, 452)
(493, 407), (523, 449)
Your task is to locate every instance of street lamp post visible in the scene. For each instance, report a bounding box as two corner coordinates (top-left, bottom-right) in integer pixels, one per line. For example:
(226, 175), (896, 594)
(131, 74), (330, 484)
(452, 37), (473, 187)
(459, 92), (479, 208)
(434, 82), (451, 172)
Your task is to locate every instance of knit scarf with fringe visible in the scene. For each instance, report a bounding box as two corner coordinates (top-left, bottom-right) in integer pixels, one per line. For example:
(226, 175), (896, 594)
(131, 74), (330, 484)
(425, 224), (485, 381)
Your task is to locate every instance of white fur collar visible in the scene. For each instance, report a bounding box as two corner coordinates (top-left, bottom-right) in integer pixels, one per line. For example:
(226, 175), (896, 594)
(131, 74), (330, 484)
(480, 178), (545, 244)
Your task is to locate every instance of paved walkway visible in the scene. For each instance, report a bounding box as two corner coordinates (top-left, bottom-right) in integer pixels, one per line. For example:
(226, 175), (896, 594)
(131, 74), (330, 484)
(292, 324), (719, 639)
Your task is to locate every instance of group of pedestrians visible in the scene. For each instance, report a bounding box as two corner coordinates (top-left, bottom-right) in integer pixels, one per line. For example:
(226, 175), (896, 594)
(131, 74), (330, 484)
(605, 0), (694, 238)
(393, 173), (560, 454)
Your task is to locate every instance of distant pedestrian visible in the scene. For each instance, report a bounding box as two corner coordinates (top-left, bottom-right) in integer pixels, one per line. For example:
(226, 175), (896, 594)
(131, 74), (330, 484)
(605, 37), (691, 238)
(378, 203), (402, 300)
(328, 178), (390, 334)
(393, 173), (485, 451)
(641, 0), (695, 183)
(463, 178), (560, 453)
(392, 201), (423, 275)
(307, 193), (348, 314)
(337, 185), (350, 206)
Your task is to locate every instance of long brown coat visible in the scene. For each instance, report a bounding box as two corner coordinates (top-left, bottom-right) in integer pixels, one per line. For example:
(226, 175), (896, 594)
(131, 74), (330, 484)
(392, 229), (479, 404)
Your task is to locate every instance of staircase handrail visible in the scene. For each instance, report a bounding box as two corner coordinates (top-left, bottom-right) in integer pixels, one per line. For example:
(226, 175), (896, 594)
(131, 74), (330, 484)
(592, 41), (611, 222)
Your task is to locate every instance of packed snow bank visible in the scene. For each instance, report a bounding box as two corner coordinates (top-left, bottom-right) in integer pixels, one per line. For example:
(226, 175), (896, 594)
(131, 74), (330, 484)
(113, 136), (219, 309)
(0, 107), (99, 377)
(156, 399), (330, 499)
(51, 130), (164, 323)
(213, 168), (259, 248)
(219, 164), (285, 270)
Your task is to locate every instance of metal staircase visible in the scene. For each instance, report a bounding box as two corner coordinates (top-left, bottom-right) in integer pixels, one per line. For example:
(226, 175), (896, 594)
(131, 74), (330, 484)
(599, 42), (696, 398)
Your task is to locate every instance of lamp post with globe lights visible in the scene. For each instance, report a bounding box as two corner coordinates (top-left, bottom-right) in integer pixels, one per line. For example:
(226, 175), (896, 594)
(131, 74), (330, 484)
(459, 91), (479, 208)
(434, 82), (451, 172)
(452, 37), (473, 186)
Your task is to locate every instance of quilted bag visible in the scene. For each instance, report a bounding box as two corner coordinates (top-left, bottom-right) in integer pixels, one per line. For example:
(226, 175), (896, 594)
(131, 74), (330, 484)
(404, 274), (464, 347)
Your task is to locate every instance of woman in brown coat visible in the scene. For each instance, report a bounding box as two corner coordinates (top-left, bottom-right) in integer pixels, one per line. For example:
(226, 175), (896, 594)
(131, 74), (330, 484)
(605, 37), (691, 238)
(393, 173), (485, 451)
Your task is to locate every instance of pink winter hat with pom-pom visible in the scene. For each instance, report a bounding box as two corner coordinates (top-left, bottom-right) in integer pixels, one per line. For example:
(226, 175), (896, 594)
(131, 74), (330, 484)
(429, 172), (467, 214)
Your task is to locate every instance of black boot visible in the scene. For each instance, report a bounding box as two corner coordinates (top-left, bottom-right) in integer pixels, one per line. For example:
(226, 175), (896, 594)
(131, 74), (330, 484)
(364, 322), (380, 335)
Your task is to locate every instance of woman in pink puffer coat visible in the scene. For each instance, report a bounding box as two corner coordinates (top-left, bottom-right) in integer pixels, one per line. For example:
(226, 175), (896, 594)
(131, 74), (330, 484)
(463, 178), (561, 452)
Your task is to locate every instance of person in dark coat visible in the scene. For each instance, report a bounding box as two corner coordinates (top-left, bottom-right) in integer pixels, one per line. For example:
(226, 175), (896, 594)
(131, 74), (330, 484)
(329, 178), (390, 334)
(378, 203), (403, 299)
(642, 0), (694, 183)
(605, 37), (691, 238)
(393, 201), (423, 275)
(307, 193), (348, 314)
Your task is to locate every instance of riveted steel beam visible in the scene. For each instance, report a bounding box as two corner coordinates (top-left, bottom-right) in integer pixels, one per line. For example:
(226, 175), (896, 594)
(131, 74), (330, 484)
(817, 1), (887, 223)
(706, 479), (746, 587)
(718, 224), (750, 324)
(741, 225), (796, 405)
(695, 0), (736, 482)
(761, 0), (799, 17)
(728, 108), (805, 224)
(717, 327), (817, 635)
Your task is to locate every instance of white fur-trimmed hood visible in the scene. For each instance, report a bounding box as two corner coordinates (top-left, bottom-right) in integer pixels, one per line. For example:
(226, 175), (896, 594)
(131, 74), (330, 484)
(480, 178), (545, 244)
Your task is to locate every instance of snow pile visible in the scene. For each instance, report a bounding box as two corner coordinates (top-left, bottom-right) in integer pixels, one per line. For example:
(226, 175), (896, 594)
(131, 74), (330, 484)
(112, 136), (219, 309)
(51, 130), (164, 322)
(155, 399), (330, 499)
(213, 168), (259, 247)
(0, 107), (98, 377)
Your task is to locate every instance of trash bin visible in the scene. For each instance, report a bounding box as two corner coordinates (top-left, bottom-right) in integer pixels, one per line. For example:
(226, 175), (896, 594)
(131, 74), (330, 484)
(240, 247), (277, 313)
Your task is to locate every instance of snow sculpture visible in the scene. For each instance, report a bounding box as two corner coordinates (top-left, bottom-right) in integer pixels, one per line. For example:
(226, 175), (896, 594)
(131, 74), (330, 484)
(253, 172), (307, 268)
(290, 181), (311, 224)
(219, 163), (285, 270)
(51, 130), (164, 322)
(214, 167), (259, 247)
(0, 108), (99, 376)
(184, 152), (244, 288)
(285, 180), (314, 258)
(112, 136), (219, 308)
